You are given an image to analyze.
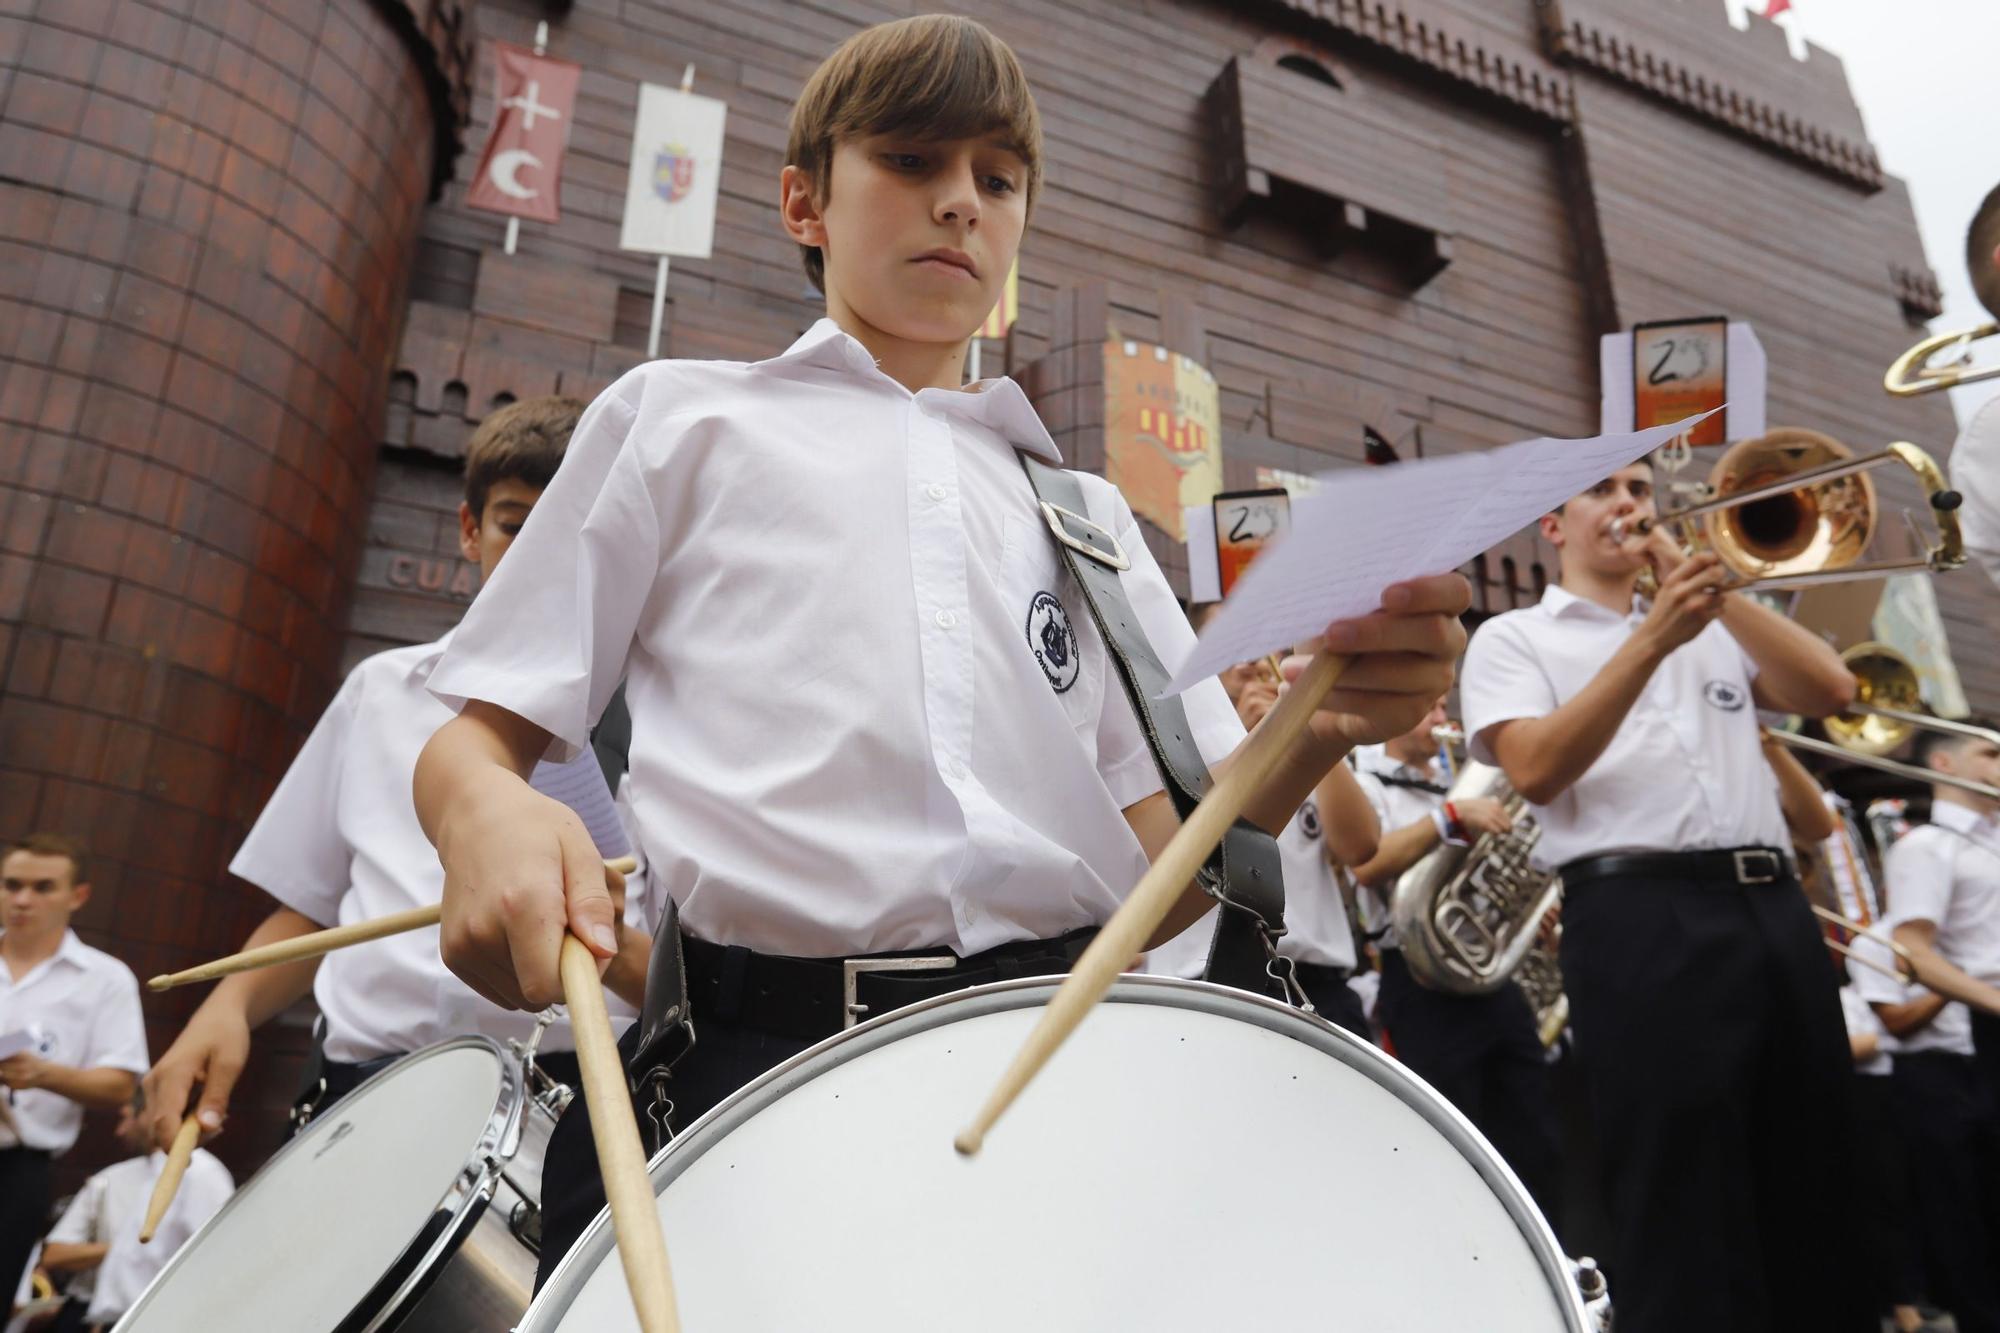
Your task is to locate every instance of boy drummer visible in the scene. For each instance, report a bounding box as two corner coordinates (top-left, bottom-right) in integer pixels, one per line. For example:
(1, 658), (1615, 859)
(141, 398), (652, 1151)
(413, 15), (1469, 1278)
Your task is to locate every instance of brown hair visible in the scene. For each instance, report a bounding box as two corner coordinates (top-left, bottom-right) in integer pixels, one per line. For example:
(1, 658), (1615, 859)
(462, 396), (585, 518)
(786, 15), (1042, 291)
(5, 832), (86, 884)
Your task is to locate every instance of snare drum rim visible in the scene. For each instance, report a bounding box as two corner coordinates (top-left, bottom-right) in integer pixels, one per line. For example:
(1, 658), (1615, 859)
(115, 1035), (527, 1333)
(528, 975), (1587, 1330)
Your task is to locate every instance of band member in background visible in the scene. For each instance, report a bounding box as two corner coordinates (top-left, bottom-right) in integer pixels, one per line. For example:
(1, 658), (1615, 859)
(1881, 725), (2000, 1333)
(1148, 613), (1382, 1037)
(0, 835), (149, 1307)
(39, 1090), (233, 1332)
(1348, 701), (1565, 1234)
(140, 398), (653, 1155)
(410, 15), (1471, 1284)
(1459, 460), (1864, 1333)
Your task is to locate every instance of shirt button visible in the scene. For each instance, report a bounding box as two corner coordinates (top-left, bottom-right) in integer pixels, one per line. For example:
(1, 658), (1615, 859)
(925, 483), (949, 502)
(935, 609), (958, 629)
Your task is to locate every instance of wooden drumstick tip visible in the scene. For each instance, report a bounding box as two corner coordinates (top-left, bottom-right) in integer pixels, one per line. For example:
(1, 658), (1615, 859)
(953, 1129), (983, 1157)
(139, 1115), (201, 1243)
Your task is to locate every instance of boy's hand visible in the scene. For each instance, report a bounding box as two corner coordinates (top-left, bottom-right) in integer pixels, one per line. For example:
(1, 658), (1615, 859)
(1288, 574), (1471, 747)
(0, 1052), (48, 1090)
(142, 1006), (252, 1147)
(435, 768), (620, 1011)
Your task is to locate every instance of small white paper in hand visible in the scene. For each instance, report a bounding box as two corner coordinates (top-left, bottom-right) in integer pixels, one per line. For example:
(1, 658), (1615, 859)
(1165, 410), (1720, 693)
(0, 1030), (35, 1061)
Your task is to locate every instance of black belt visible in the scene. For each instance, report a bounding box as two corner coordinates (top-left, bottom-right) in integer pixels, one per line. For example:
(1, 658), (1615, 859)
(0, 1145), (50, 1160)
(1290, 960), (1352, 987)
(1561, 846), (1792, 889)
(681, 927), (1098, 1043)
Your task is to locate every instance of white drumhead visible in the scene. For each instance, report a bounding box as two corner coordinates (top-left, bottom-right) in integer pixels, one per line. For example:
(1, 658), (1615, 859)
(120, 1039), (513, 1333)
(530, 979), (1581, 1331)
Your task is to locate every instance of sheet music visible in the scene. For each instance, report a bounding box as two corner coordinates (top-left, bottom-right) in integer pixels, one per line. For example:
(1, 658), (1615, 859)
(1164, 410), (1719, 693)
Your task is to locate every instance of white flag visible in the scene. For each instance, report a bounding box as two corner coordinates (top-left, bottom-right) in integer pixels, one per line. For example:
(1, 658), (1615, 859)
(619, 84), (727, 257)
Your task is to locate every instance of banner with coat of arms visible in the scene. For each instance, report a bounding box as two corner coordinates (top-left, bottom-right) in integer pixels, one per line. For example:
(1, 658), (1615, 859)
(619, 84), (727, 257)
(1103, 338), (1223, 542)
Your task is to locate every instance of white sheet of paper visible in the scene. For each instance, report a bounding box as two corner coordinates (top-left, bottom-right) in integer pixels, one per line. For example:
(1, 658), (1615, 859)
(0, 1030), (34, 1061)
(1164, 410), (1720, 693)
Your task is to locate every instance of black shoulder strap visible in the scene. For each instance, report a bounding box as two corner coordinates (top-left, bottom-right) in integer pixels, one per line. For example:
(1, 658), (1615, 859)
(1018, 454), (1288, 999)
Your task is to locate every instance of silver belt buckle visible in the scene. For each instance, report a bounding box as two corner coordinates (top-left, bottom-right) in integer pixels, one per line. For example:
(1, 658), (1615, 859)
(841, 954), (958, 1029)
(1732, 849), (1779, 885)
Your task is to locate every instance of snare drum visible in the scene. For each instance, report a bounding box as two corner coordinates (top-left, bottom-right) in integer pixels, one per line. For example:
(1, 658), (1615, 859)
(116, 1036), (563, 1333)
(527, 977), (1594, 1330)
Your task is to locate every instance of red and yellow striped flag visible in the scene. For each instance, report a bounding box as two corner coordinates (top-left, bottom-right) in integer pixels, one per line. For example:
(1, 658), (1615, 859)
(977, 258), (1019, 340)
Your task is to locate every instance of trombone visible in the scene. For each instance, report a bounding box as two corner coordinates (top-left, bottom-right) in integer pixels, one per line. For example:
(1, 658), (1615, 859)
(1762, 642), (2000, 804)
(1885, 183), (2000, 397)
(1608, 428), (1966, 594)
(1811, 904), (1917, 986)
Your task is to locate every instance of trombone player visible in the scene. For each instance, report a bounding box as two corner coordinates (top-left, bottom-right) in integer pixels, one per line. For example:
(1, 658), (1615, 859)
(1458, 457), (1864, 1333)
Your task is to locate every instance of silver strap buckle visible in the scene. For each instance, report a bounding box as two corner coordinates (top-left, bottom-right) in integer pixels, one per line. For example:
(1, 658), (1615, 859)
(1039, 501), (1130, 572)
(1732, 849), (1781, 885)
(842, 954), (959, 1029)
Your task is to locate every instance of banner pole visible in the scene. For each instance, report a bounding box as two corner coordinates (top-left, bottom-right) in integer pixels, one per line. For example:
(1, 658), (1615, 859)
(647, 255), (670, 359)
(502, 22), (549, 258)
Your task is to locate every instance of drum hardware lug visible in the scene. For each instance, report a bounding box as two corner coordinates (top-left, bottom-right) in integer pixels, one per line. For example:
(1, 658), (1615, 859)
(841, 954), (959, 1029)
(640, 1066), (677, 1158)
(1257, 927), (1313, 1013)
(511, 1011), (575, 1119)
(508, 1198), (543, 1254)
(290, 1076), (327, 1133)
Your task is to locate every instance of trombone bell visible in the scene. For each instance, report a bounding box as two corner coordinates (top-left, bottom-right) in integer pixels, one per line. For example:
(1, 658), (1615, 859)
(1825, 642), (1925, 757)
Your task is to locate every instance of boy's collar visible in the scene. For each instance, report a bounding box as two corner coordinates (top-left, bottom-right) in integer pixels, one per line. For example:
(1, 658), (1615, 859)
(764, 319), (1061, 462)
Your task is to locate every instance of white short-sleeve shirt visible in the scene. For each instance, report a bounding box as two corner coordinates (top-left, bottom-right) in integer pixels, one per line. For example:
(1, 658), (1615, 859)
(1850, 934), (1974, 1057)
(0, 931), (148, 1154)
(1351, 744), (1452, 951)
(1460, 585), (1787, 869)
(46, 1147), (233, 1322)
(229, 635), (640, 1063)
(1145, 794), (1362, 980)
(1883, 802), (2000, 988)
(429, 320), (1243, 959)
(1837, 984), (1893, 1077)
(1952, 396), (2000, 589)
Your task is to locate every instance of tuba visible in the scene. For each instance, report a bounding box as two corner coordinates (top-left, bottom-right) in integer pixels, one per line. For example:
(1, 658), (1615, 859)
(1390, 752), (1568, 1044)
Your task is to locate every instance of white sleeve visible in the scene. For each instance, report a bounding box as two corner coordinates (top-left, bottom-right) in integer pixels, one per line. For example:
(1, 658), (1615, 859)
(430, 369), (667, 762)
(1460, 615), (1557, 766)
(1884, 829), (1954, 933)
(83, 961), (149, 1077)
(227, 670), (362, 927)
(1087, 481), (1245, 809)
(1951, 397), (2000, 588)
(45, 1172), (108, 1244)
(1849, 937), (1909, 1005)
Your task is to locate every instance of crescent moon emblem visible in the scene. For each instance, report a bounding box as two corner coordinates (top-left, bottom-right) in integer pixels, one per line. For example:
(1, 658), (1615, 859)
(489, 148), (543, 200)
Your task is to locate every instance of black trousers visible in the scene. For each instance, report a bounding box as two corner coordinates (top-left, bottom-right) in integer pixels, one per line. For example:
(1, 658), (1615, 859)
(0, 1145), (53, 1306)
(1850, 1070), (1927, 1311)
(1560, 867), (1869, 1333)
(1892, 1050), (2000, 1333)
(1376, 947), (1566, 1238)
(1289, 961), (1371, 1041)
(536, 1017), (815, 1290)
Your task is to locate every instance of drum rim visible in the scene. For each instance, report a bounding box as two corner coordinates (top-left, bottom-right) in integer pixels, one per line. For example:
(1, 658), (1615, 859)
(528, 975), (1587, 1330)
(116, 1034), (526, 1333)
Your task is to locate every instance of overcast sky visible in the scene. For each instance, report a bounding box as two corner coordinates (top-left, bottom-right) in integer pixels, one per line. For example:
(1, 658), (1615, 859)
(1726, 0), (1999, 429)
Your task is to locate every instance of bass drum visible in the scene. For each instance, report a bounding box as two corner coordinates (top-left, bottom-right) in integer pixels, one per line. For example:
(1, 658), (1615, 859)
(527, 977), (1592, 1331)
(116, 1036), (561, 1333)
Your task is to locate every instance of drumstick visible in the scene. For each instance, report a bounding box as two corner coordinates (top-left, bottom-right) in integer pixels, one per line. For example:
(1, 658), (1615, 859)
(147, 857), (640, 991)
(559, 933), (680, 1333)
(139, 1115), (200, 1243)
(955, 652), (1348, 1155)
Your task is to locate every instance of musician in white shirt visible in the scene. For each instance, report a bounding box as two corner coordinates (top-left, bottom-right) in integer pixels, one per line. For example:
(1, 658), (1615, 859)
(1459, 460), (1864, 1333)
(0, 835), (149, 1306)
(1349, 701), (1565, 1235)
(41, 1092), (233, 1330)
(1882, 725), (2000, 1333)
